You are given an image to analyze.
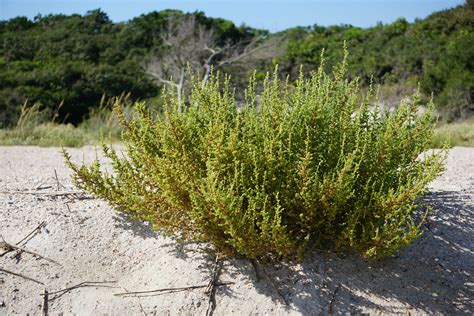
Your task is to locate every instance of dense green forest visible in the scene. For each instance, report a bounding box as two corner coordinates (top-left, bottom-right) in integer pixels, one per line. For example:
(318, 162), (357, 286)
(281, 1), (474, 120)
(0, 9), (261, 126)
(0, 2), (473, 128)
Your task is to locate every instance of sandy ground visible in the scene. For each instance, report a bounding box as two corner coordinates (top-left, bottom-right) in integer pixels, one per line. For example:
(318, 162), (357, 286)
(0, 146), (472, 315)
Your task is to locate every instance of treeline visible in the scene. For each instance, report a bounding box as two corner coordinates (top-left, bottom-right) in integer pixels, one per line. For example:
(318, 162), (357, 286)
(0, 9), (260, 126)
(280, 1), (474, 120)
(0, 2), (473, 127)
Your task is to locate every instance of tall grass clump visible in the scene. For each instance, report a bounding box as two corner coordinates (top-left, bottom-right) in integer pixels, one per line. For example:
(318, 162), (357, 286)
(431, 116), (474, 148)
(0, 95), (130, 147)
(0, 101), (90, 147)
(65, 53), (445, 260)
(77, 93), (133, 142)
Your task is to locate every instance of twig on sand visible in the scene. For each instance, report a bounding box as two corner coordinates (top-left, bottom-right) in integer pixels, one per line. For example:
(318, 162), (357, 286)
(16, 221), (47, 247)
(0, 190), (85, 196)
(118, 285), (147, 315)
(114, 282), (233, 297)
(36, 184), (53, 191)
(205, 255), (222, 316)
(0, 236), (61, 266)
(0, 221), (46, 257)
(54, 169), (66, 191)
(42, 289), (49, 316)
(327, 283), (341, 315)
(0, 190), (92, 199)
(54, 169), (60, 191)
(0, 268), (44, 285)
(256, 261), (289, 306)
(42, 281), (118, 301)
(249, 259), (261, 282)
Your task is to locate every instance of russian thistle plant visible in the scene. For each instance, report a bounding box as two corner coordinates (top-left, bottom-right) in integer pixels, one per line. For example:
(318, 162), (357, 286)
(64, 53), (444, 260)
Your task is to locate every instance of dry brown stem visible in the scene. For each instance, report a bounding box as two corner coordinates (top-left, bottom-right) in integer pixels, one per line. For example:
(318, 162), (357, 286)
(0, 267), (44, 285)
(0, 236), (61, 265)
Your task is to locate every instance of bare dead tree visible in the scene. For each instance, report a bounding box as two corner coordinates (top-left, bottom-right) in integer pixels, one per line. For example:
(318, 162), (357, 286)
(145, 16), (285, 102)
(145, 16), (212, 101)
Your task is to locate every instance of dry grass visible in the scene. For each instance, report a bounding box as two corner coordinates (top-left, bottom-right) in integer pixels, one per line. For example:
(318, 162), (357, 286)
(431, 116), (474, 148)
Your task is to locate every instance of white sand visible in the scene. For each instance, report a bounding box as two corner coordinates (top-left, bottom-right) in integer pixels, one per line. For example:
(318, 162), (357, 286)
(0, 146), (472, 315)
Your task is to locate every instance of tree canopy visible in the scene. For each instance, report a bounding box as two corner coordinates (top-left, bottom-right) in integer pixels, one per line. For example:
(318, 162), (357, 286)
(282, 3), (474, 119)
(0, 9), (260, 126)
(0, 3), (473, 127)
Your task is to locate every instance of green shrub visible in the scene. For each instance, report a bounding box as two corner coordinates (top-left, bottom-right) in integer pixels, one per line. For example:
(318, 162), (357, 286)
(64, 54), (445, 260)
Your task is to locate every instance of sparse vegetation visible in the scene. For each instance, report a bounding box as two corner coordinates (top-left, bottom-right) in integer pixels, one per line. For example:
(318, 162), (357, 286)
(431, 117), (474, 148)
(64, 54), (445, 260)
(0, 95), (128, 147)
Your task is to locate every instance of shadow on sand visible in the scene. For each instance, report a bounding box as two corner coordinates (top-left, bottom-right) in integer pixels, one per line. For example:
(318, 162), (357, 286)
(113, 189), (473, 314)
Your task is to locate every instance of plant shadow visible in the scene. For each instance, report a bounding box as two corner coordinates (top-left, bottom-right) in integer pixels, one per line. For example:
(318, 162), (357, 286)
(112, 211), (212, 262)
(112, 189), (473, 314)
(112, 212), (159, 239)
(225, 189), (473, 314)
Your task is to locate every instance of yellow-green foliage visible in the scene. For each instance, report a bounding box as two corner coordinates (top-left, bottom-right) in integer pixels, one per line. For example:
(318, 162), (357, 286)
(64, 55), (445, 260)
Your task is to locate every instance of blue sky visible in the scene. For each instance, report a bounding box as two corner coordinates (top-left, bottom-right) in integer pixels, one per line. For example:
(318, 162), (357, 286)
(0, 0), (466, 32)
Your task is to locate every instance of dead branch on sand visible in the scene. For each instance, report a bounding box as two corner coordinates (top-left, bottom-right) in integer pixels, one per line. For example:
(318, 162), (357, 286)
(54, 169), (66, 191)
(256, 260), (289, 306)
(0, 236), (61, 265)
(114, 282), (233, 297)
(118, 284), (147, 315)
(42, 289), (49, 316)
(327, 283), (341, 315)
(114, 254), (231, 315)
(42, 281), (118, 301)
(16, 221), (47, 247)
(0, 267), (44, 285)
(0, 190), (90, 198)
(0, 221), (46, 257)
(205, 255), (222, 316)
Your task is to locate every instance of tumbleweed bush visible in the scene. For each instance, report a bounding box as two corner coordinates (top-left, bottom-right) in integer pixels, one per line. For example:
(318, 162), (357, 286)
(64, 54), (445, 260)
